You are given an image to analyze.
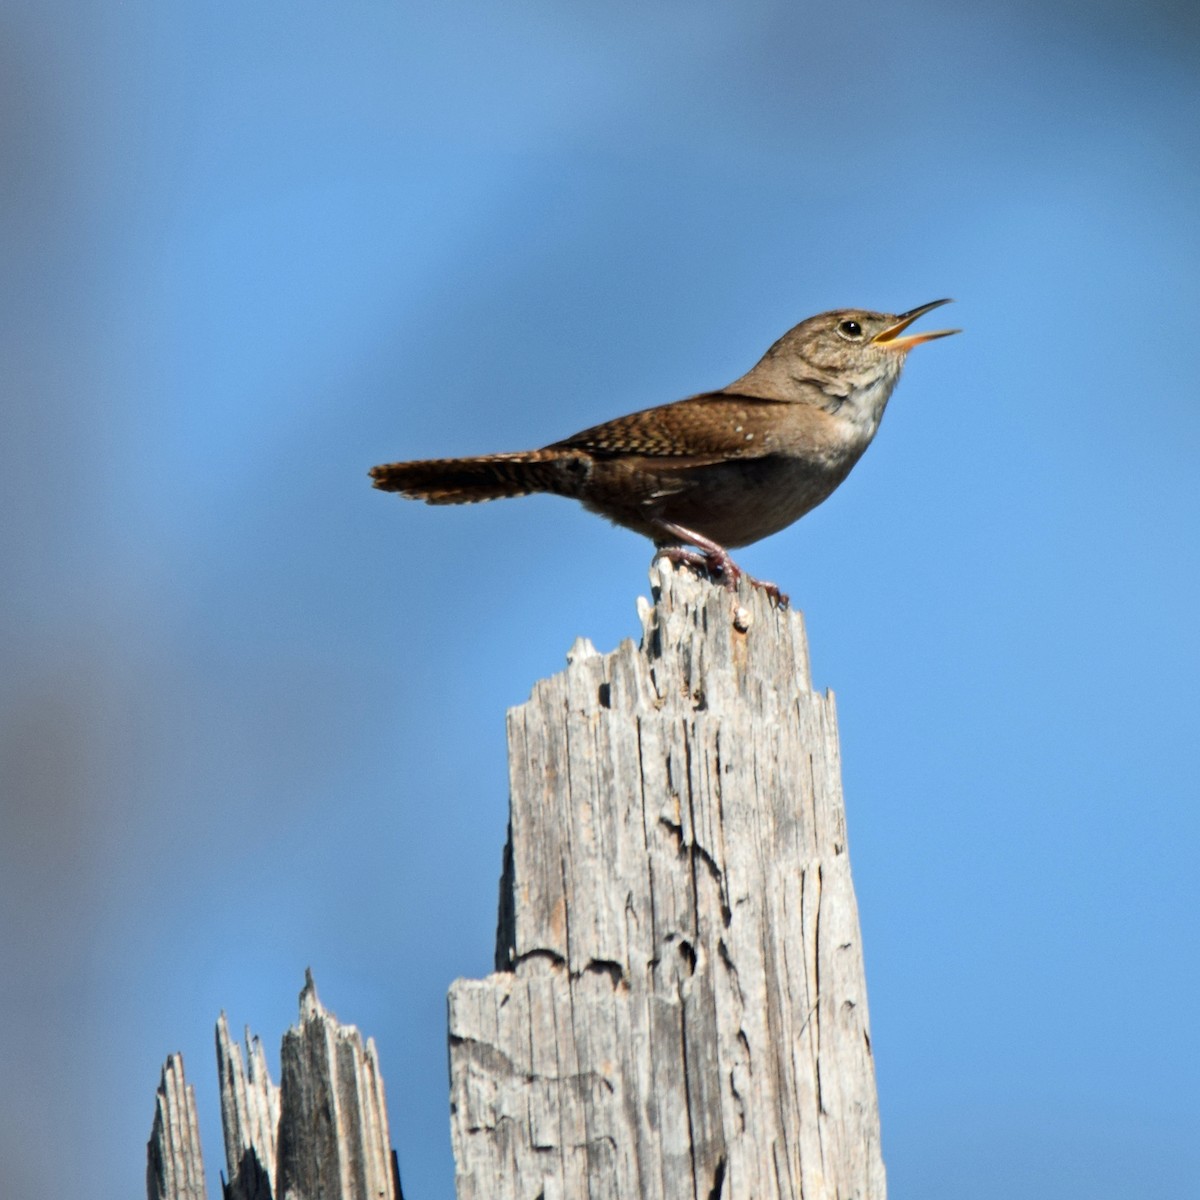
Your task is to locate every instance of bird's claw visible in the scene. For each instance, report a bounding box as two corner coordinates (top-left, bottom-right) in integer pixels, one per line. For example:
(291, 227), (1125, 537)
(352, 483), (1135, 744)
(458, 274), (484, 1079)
(655, 546), (789, 609)
(748, 576), (789, 608)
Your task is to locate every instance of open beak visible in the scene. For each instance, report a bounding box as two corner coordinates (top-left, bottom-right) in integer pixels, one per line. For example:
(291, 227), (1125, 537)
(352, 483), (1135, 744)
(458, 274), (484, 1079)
(872, 298), (960, 351)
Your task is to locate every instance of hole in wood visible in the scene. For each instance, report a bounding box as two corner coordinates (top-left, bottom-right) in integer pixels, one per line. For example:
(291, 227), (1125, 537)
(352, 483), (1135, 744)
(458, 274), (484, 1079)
(707, 1154), (727, 1200)
(678, 939), (697, 974)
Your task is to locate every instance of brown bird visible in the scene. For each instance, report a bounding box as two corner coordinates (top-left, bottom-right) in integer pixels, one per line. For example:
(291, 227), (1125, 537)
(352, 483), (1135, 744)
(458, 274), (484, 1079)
(370, 300), (959, 604)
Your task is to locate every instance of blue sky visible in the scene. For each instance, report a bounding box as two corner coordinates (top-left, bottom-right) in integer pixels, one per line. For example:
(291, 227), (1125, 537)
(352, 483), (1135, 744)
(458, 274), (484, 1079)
(2, 2), (1198, 1197)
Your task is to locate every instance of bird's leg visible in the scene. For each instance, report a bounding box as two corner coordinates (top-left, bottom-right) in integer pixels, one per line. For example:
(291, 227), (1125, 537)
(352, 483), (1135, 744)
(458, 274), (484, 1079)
(655, 543), (732, 583)
(653, 522), (742, 589)
(651, 520), (789, 608)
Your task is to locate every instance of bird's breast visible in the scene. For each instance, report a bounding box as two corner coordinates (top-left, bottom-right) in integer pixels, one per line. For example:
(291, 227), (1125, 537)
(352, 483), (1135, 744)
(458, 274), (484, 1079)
(580, 451), (863, 549)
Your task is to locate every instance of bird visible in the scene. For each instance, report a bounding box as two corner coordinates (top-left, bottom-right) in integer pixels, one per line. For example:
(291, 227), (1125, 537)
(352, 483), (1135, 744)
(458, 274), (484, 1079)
(369, 300), (959, 605)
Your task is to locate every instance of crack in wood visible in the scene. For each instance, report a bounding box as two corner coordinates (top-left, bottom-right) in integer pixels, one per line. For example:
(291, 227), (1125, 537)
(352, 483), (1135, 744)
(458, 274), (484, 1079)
(707, 1154), (727, 1200)
(581, 958), (626, 988)
(512, 947), (567, 972)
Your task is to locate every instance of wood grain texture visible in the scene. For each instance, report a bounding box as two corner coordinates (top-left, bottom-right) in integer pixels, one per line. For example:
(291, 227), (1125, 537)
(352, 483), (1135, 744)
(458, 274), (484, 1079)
(146, 1054), (207, 1200)
(276, 971), (401, 1200)
(450, 561), (885, 1200)
(218, 1013), (280, 1200)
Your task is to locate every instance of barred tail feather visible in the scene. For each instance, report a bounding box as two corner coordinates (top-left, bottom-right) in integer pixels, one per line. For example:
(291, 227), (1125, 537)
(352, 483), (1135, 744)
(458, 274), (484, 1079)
(368, 450), (574, 505)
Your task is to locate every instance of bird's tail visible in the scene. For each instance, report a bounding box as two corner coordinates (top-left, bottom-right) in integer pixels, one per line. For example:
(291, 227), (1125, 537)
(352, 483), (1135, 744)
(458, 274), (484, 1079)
(369, 449), (581, 505)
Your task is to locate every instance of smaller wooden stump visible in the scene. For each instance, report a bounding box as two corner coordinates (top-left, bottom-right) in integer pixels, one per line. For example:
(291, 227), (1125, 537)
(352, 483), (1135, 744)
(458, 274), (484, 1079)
(147, 972), (402, 1200)
(147, 1054), (207, 1200)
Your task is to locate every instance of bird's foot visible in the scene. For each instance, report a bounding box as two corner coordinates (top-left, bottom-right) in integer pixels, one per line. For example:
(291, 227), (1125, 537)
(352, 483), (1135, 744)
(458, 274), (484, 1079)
(744, 574), (789, 608)
(654, 538), (789, 609)
(657, 544), (740, 589)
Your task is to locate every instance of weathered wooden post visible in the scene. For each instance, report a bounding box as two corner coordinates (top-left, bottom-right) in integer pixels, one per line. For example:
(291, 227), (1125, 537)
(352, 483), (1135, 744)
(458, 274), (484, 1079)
(448, 562), (884, 1198)
(147, 562), (884, 1199)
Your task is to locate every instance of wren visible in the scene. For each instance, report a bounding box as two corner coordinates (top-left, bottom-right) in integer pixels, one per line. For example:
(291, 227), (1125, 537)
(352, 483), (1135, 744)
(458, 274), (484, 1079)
(370, 300), (959, 604)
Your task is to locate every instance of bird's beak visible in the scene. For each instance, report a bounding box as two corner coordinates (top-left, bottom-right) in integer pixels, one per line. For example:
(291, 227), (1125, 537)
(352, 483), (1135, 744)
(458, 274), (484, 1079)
(872, 298), (960, 350)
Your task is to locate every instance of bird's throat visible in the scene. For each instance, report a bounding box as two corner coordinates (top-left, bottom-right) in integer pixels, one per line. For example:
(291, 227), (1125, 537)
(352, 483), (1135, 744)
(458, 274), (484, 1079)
(835, 370), (899, 445)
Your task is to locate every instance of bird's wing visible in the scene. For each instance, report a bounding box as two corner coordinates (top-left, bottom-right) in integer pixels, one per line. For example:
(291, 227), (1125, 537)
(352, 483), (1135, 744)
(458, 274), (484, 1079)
(550, 392), (795, 462)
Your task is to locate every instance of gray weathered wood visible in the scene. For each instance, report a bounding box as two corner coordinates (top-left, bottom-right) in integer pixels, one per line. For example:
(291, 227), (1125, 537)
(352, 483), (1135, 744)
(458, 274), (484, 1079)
(147, 972), (401, 1200)
(218, 1012), (281, 1200)
(275, 971), (401, 1200)
(147, 561), (885, 1199)
(147, 1054), (207, 1200)
(449, 561), (885, 1199)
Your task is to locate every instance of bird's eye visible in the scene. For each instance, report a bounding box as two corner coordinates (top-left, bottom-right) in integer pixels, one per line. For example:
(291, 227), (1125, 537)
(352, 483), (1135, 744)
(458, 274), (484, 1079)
(838, 319), (863, 339)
